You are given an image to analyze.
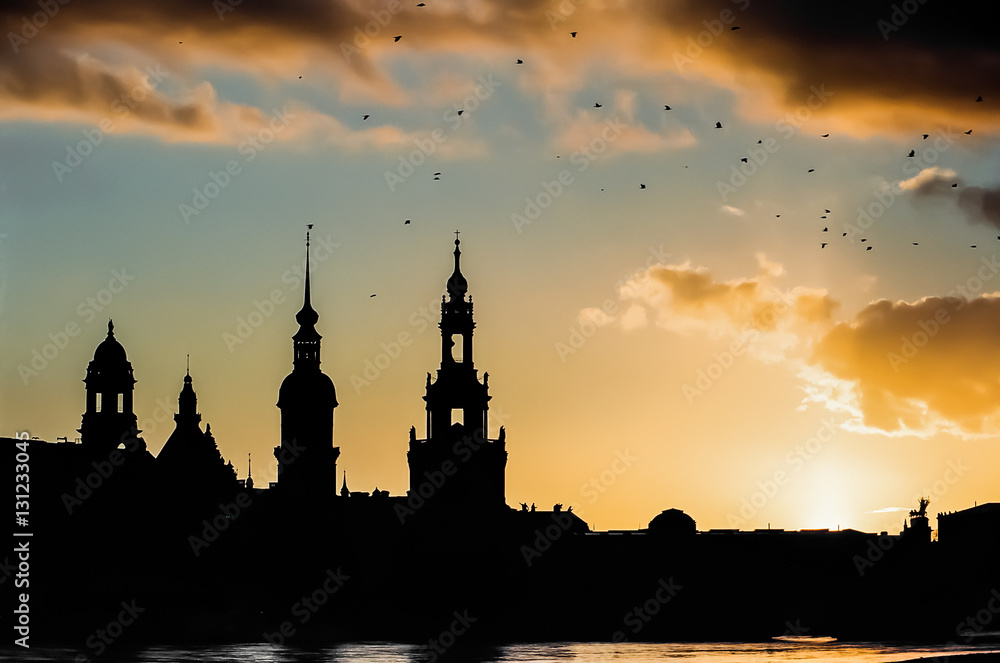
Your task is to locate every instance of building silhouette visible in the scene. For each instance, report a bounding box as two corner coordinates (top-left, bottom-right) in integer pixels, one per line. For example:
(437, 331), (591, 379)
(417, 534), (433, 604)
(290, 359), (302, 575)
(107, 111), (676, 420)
(274, 229), (339, 499)
(78, 320), (142, 456)
(5, 233), (1000, 649)
(408, 235), (507, 513)
(157, 365), (239, 508)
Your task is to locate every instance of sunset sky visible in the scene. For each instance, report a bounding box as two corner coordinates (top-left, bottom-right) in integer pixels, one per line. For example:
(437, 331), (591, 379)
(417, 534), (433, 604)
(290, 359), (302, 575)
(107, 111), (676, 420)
(1, 0), (998, 533)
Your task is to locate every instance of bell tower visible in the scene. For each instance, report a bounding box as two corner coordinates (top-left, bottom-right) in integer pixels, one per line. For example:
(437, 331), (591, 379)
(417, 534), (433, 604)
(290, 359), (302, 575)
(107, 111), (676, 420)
(79, 320), (141, 455)
(407, 234), (507, 511)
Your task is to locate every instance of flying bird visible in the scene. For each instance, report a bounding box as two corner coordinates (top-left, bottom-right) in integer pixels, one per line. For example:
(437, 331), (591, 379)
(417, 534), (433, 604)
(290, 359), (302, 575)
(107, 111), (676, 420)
(298, 76), (302, 79)
(821, 215), (827, 219)
(971, 245), (978, 248)
(457, 110), (464, 115)
(907, 150), (915, 157)
(976, 96), (983, 102)
(640, 183), (646, 189)
(741, 158), (748, 163)
(821, 133), (829, 137)
(823, 227), (828, 232)
(394, 35), (402, 42)
(966, 130), (973, 134)
(715, 121), (723, 128)
(731, 26), (740, 30)
(664, 105), (671, 110)
(922, 134), (929, 139)
(363, 114), (370, 120)
(913, 243), (919, 245)
(825, 209), (831, 213)
(404, 219), (411, 225)
(570, 31), (577, 37)
(821, 243), (827, 248)
(953, 183), (958, 187)
(843, 232), (847, 237)
(776, 214), (780, 218)
(434, 172), (441, 175)
(370, 294), (377, 297)
(516, 59), (523, 64)
(866, 246), (872, 251)
(807, 169), (815, 172)
(594, 103), (602, 108)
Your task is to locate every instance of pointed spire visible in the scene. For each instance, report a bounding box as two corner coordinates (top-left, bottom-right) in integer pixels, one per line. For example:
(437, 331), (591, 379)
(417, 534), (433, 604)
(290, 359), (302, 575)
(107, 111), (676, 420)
(340, 470), (350, 497)
(246, 452), (254, 491)
(291, 225), (323, 370)
(296, 226), (319, 327)
(446, 231), (468, 301)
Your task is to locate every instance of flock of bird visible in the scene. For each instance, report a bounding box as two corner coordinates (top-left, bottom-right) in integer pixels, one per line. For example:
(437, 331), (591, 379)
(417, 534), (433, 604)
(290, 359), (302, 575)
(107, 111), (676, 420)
(286, 23), (984, 255)
(810, 96), (983, 252)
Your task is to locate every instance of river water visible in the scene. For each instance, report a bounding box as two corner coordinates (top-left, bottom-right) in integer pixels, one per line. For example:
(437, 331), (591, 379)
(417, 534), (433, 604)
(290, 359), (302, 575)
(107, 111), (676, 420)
(1, 640), (998, 662)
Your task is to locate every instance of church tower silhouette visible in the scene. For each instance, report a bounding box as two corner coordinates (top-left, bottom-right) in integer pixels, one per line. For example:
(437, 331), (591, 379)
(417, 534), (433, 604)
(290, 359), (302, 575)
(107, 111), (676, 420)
(156, 361), (237, 502)
(407, 235), (507, 510)
(274, 228), (340, 497)
(79, 320), (141, 455)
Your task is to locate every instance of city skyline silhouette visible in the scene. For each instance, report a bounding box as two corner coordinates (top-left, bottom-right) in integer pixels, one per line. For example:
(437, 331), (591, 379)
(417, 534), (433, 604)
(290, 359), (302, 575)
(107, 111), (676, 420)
(0, 0), (998, 657)
(4, 234), (1000, 653)
(1, 0), (997, 537)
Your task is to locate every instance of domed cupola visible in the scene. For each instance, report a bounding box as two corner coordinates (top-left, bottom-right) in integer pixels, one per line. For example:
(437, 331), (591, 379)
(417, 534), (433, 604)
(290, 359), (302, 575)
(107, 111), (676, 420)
(79, 320), (139, 454)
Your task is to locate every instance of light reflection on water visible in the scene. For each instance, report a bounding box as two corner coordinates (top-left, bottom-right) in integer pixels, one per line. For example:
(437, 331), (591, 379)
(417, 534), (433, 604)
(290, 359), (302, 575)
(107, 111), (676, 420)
(0, 641), (998, 662)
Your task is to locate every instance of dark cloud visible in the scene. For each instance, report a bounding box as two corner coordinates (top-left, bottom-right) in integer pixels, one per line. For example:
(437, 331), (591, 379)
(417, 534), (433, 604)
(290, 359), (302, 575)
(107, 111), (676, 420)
(904, 168), (1000, 229)
(0, 0), (995, 137)
(644, 0), (998, 131)
(958, 185), (1000, 230)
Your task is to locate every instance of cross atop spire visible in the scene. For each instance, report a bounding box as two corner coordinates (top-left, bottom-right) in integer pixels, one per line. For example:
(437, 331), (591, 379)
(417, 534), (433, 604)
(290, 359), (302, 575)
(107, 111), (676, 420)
(446, 232), (468, 302)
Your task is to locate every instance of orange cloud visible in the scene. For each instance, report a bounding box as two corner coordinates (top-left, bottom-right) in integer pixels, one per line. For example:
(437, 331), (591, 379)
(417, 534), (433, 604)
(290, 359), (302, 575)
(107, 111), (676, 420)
(1, 0), (995, 142)
(810, 292), (1000, 437)
(602, 253), (1000, 438)
(614, 255), (838, 363)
